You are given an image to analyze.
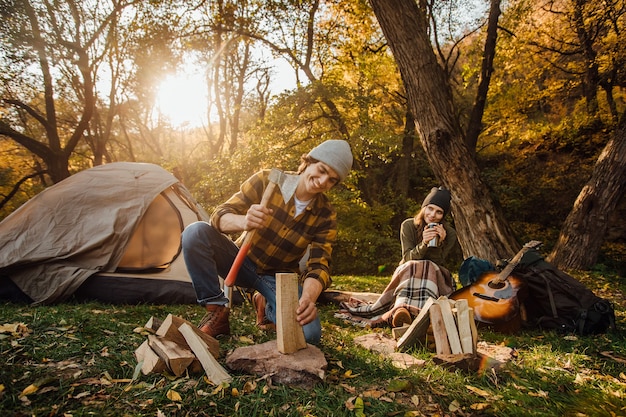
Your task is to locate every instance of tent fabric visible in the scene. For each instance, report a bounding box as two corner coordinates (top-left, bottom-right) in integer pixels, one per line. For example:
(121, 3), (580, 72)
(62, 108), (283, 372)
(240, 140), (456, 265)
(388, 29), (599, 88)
(0, 162), (209, 305)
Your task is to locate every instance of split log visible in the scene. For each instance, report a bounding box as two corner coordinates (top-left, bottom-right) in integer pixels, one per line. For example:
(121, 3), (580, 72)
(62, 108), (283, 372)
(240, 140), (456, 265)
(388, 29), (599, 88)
(156, 314), (219, 359)
(437, 296), (463, 354)
(134, 340), (167, 375)
(147, 334), (195, 377)
(454, 299), (474, 354)
(178, 323), (231, 385)
(428, 302), (451, 355)
(396, 296), (435, 351)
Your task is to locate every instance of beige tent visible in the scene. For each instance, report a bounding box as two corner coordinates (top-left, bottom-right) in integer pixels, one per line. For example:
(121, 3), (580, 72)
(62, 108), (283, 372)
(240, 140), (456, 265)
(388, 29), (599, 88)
(0, 162), (210, 305)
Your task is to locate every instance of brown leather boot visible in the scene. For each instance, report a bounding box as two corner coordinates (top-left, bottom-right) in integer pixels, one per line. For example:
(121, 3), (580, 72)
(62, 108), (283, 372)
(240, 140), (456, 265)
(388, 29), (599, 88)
(198, 304), (230, 337)
(252, 292), (275, 331)
(391, 307), (412, 328)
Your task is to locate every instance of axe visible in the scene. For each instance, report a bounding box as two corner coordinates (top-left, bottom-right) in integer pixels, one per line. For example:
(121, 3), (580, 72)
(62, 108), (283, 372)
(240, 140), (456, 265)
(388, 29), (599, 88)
(223, 168), (299, 289)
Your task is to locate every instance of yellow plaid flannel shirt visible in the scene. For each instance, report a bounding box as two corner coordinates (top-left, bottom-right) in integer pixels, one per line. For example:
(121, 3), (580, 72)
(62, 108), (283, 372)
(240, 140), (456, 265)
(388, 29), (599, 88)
(211, 169), (336, 290)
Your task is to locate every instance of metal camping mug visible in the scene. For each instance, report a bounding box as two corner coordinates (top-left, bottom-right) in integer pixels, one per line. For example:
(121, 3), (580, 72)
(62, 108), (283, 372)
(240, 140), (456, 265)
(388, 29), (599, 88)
(427, 223), (439, 247)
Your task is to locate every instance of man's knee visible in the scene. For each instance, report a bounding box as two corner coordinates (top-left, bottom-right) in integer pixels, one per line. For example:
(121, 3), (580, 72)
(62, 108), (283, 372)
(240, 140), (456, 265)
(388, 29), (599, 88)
(182, 221), (211, 246)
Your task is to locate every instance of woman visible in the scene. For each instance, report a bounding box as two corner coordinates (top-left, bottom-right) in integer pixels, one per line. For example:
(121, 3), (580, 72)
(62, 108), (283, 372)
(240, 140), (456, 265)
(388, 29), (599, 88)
(339, 187), (458, 328)
(182, 140), (353, 345)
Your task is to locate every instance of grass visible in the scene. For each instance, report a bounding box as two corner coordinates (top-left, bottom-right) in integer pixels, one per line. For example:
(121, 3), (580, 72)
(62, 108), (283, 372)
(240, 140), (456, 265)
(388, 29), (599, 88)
(1, 272), (625, 417)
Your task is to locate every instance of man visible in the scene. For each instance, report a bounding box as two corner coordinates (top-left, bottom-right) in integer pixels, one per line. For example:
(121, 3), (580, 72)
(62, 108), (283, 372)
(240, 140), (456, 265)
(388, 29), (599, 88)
(181, 140), (353, 344)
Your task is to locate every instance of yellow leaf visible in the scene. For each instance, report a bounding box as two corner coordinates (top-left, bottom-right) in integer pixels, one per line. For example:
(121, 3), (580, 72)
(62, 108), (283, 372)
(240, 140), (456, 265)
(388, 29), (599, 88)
(354, 396), (365, 417)
(20, 384), (39, 396)
(242, 381), (256, 393)
(232, 387), (240, 397)
(471, 402), (490, 410)
(465, 385), (491, 397)
(0, 384), (4, 393)
(167, 389), (182, 401)
(343, 369), (359, 378)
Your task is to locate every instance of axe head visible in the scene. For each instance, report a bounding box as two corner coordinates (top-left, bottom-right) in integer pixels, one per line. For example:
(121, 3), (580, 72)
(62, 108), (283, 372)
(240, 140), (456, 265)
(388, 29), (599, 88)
(269, 168), (299, 203)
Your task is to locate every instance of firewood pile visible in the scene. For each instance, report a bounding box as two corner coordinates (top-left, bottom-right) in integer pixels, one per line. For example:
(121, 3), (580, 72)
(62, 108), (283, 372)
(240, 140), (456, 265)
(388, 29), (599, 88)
(395, 296), (478, 355)
(134, 313), (232, 385)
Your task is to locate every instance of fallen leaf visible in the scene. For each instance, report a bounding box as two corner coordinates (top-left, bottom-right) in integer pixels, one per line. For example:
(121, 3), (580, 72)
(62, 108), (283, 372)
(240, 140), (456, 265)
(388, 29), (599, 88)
(354, 396), (365, 417)
(362, 389), (383, 399)
(167, 389), (182, 401)
(471, 402), (490, 410)
(387, 379), (412, 392)
(20, 384), (39, 396)
(343, 369), (359, 378)
(340, 383), (356, 394)
(242, 381), (256, 393)
(449, 399), (461, 412)
(345, 396), (356, 410)
(465, 385), (491, 397)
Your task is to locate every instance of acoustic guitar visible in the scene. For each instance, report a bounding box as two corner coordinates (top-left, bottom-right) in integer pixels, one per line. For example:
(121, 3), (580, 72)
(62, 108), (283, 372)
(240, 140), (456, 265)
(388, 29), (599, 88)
(450, 240), (542, 325)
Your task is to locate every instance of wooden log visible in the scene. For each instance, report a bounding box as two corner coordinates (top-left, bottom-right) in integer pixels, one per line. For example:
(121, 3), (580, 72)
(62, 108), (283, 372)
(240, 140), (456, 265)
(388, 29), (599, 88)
(156, 314), (220, 359)
(429, 303), (451, 355)
(178, 323), (232, 385)
(276, 272), (307, 354)
(147, 334), (195, 377)
(454, 299), (474, 354)
(469, 308), (478, 352)
(396, 297), (435, 351)
(134, 340), (167, 375)
(437, 297), (463, 354)
(392, 324), (410, 340)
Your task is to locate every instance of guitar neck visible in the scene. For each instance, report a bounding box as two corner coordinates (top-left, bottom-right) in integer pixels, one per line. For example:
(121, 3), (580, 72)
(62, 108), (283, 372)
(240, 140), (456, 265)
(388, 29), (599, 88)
(494, 241), (541, 284)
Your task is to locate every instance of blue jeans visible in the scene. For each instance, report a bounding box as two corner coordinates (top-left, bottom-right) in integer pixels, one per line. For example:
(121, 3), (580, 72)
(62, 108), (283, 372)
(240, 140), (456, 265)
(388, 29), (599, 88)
(181, 221), (321, 344)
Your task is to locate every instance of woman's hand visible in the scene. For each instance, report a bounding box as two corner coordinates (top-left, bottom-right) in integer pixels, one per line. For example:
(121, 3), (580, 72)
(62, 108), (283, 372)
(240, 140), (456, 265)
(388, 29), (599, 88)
(422, 223), (446, 245)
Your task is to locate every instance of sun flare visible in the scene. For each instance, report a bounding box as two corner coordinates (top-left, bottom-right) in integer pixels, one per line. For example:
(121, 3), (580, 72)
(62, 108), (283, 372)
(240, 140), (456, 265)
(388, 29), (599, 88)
(155, 72), (208, 128)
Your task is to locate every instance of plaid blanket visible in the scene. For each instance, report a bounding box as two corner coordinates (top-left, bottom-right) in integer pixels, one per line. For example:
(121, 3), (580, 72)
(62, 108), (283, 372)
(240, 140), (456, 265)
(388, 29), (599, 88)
(337, 260), (454, 327)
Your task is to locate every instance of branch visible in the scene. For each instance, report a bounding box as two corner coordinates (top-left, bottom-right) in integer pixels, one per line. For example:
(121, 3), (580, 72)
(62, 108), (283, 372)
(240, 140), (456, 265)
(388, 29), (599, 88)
(0, 170), (48, 211)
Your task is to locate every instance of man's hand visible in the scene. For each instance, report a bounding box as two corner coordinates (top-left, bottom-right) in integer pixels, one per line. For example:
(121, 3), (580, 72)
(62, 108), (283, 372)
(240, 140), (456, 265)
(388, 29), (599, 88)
(244, 203), (273, 231)
(296, 278), (323, 325)
(218, 204), (273, 234)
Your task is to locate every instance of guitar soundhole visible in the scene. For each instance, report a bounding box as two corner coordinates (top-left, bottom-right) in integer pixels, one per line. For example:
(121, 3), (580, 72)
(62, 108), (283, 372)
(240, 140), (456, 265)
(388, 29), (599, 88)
(487, 280), (506, 290)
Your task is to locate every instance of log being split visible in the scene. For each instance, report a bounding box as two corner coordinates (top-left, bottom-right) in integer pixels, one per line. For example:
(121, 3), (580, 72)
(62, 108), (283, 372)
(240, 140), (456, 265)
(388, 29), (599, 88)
(276, 272), (307, 354)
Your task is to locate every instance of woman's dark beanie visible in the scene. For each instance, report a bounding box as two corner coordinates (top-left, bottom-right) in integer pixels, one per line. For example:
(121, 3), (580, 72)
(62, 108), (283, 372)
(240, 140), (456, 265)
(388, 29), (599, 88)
(422, 187), (451, 216)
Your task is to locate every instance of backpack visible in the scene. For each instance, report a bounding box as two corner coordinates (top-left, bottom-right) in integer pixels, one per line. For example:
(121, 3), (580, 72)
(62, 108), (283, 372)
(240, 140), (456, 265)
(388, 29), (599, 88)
(514, 249), (616, 335)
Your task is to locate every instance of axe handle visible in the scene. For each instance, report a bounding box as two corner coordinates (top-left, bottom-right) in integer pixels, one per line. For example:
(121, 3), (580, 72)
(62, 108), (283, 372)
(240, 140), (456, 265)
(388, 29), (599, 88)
(224, 181), (277, 287)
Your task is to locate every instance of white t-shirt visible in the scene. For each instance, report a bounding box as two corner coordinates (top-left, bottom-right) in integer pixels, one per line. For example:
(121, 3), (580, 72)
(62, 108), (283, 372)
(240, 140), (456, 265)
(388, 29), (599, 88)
(294, 196), (311, 217)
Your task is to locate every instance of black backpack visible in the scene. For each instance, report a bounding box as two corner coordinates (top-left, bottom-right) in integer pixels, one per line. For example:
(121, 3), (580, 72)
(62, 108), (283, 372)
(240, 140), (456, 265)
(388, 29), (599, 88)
(514, 250), (616, 335)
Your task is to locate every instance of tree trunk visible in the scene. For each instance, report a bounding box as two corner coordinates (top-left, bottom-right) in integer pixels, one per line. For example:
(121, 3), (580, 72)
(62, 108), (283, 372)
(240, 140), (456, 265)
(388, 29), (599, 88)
(369, 0), (519, 261)
(466, 0), (501, 152)
(396, 111), (415, 197)
(548, 116), (626, 269)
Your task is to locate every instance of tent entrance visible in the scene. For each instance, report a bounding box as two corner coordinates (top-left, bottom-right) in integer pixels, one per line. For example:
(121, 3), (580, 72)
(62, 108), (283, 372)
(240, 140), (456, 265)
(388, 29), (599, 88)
(116, 191), (183, 272)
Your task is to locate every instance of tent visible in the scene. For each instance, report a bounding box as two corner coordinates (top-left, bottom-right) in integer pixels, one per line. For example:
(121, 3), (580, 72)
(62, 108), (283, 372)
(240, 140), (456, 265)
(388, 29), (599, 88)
(0, 162), (210, 305)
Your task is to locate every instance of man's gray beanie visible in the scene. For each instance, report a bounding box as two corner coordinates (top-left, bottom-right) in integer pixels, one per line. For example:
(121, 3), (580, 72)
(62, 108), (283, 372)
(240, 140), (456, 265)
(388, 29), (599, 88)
(308, 139), (353, 181)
